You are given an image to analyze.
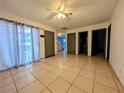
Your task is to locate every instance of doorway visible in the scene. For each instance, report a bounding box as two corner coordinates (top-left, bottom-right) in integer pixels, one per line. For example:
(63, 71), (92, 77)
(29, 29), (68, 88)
(78, 32), (88, 55)
(67, 33), (76, 54)
(45, 31), (55, 58)
(57, 33), (66, 54)
(92, 29), (106, 57)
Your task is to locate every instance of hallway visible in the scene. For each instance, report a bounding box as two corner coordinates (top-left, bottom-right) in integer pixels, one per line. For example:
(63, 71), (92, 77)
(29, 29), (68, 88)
(0, 54), (123, 93)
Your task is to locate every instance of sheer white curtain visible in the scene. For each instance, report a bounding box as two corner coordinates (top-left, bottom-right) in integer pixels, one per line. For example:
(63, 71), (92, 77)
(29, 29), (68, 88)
(17, 24), (33, 66)
(0, 20), (18, 71)
(32, 28), (40, 61)
(17, 25), (40, 66)
(0, 20), (40, 71)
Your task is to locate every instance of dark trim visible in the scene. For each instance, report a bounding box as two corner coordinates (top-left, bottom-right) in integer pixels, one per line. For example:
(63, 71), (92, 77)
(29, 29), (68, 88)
(107, 24), (111, 60)
(40, 35), (45, 37)
(45, 54), (55, 58)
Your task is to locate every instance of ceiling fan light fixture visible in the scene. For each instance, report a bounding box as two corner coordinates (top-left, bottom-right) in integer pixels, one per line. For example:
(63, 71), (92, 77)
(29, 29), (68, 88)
(57, 13), (66, 19)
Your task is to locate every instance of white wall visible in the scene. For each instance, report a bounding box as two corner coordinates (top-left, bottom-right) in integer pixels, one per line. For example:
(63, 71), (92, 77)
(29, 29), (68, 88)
(39, 29), (45, 58)
(66, 22), (110, 56)
(110, 0), (124, 86)
(0, 8), (57, 58)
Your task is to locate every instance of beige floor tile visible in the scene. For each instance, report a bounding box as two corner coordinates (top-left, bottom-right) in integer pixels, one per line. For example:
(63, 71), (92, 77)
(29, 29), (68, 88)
(41, 88), (52, 93)
(109, 66), (124, 93)
(52, 68), (65, 76)
(11, 67), (27, 75)
(94, 82), (119, 93)
(15, 74), (36, 90)
(95, 73), (117, 89)
(39, 73), (57, 86)
(32, 69), (49, 79)
(0, 76), (13, 87)
(0, 83), (17, 93)
(73, 76), (93, 93)
(0, 54), (121, 93)
(0, 70), (11, 80)
(13, 71), (31, 81)
(113, 74), (124, 93)
(72, 63), (84, 69)
(44, 65), (57, 72)
(96, 62), (108, 70)
(115, 79), (124, 93)
(29, 66), (45, 73)
(67, 67), (80, 75)
(83, 64), (96, 72)
(29, 67), (46, 73)
(79, 69), (95, 80)
(18, 80), (45, 93)
(68, 85), (86, 93)
(96, 67), (112, 77)
(60, 71), (77, 84)
(58, 64), (71, 70)
(48, 78), (70, 93)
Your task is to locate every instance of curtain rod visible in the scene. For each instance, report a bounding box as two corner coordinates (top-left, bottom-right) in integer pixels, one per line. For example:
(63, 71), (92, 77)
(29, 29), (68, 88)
(0, 17), (44, 30)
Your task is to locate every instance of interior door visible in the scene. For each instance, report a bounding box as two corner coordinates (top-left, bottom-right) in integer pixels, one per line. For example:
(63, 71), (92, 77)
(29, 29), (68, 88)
(45, 31), (55, 57)
(67, 33), (76, 54)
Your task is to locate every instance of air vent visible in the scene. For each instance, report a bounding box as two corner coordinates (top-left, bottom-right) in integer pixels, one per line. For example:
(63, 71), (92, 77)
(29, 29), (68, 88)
(61, 27), (68, 30)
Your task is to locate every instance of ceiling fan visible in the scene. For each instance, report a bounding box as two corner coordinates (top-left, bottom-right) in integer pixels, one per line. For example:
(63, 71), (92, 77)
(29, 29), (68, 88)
(47, 0), (72, 20)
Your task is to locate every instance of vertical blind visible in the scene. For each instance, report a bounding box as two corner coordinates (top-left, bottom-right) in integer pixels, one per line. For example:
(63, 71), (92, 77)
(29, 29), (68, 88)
(0, 19), (40, 71)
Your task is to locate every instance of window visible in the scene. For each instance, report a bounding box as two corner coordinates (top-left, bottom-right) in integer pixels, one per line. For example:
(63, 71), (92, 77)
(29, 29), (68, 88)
(0, 19), (40, 71)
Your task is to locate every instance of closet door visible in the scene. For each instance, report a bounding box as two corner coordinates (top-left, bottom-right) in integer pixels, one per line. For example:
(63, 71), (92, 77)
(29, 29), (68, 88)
(45, 31), (55, 57)
(67, 33), (76, 54)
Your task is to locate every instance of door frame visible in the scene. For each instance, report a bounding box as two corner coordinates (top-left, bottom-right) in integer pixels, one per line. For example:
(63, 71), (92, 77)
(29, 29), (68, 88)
(107, 24), (111, 60)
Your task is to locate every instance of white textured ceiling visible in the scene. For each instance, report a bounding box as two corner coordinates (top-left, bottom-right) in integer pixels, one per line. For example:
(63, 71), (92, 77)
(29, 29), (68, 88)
(1, 0), (118, 30)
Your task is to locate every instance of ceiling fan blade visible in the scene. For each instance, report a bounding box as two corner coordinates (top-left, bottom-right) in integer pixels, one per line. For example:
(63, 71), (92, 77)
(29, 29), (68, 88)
(47, 13), (58, 20)
(57, 0), (67, 11)
(67, 0), (94, 8)
(46, 8), (58, 13)
(46, 8), (53, 11)
(65, 15), (71, 20)
(65, 12), (72, 16)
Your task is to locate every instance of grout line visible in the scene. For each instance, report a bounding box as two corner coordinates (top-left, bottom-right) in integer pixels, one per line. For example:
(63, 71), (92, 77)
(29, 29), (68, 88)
(17, 79), (37, 91)
(0, 70), (32, 89)
(46, 77), (60, 89)
(96, 80), (120, 91)
(92, 59), (98, 93)
(30, 71), (54, 93)
(88, 59), (120, 92)
(10, 70), (19, 93)
(65, 63), (87, 93)
(12, 71), (31, 82)
(108, 64), (120, 93)
(1, 55), (119, 93)
(63, 74), (89, 93)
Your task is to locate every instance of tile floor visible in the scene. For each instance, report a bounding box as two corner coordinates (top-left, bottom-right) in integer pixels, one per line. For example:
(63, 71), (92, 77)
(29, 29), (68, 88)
(0, 54), (124, 93)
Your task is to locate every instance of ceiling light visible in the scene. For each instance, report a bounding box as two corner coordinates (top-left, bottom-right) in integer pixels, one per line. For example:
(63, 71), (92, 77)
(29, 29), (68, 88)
(57, 13), (66, 19)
